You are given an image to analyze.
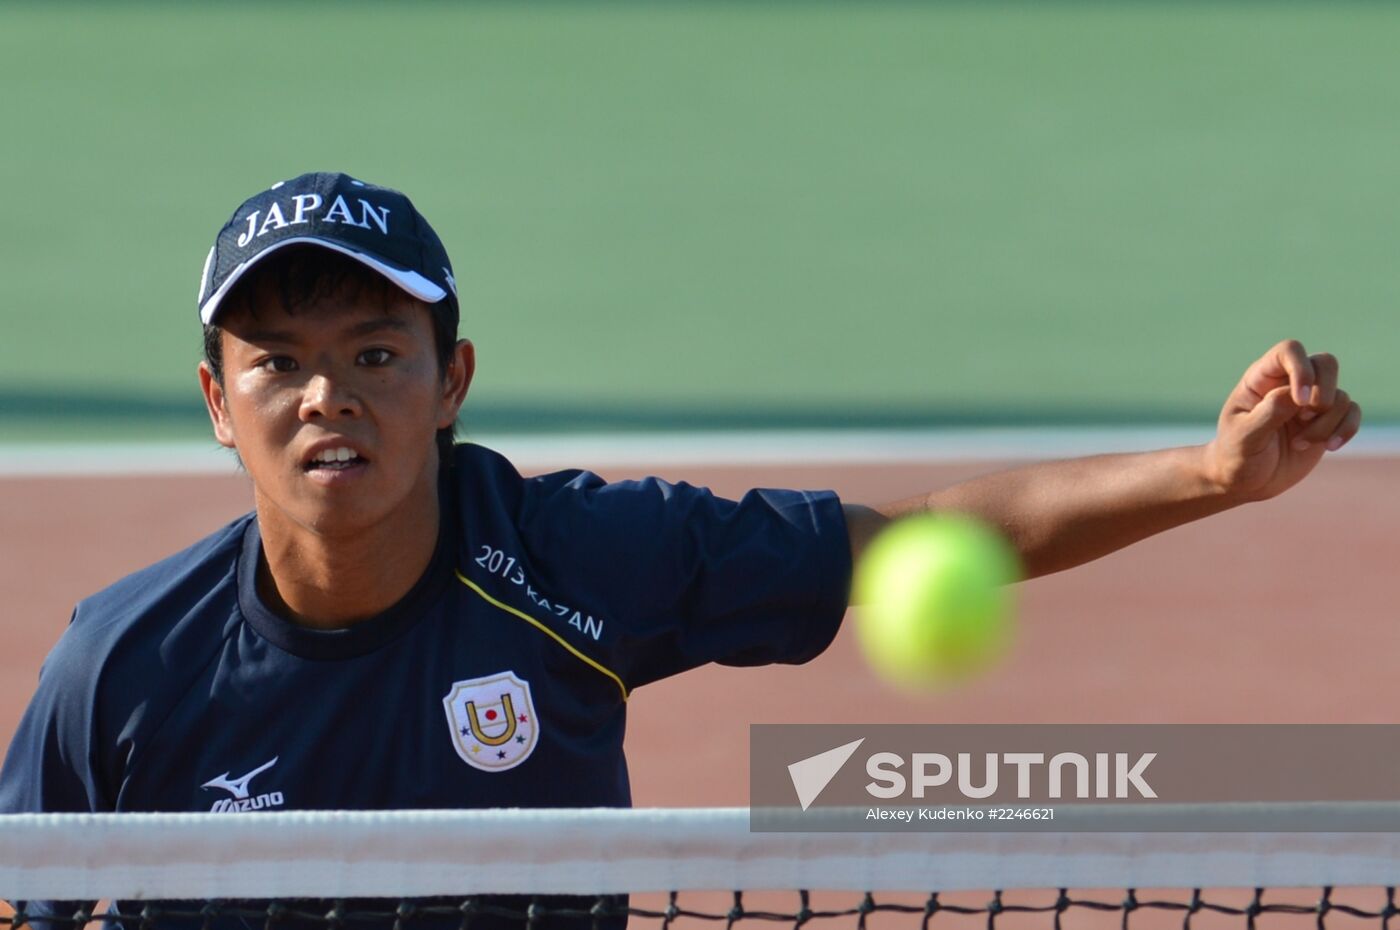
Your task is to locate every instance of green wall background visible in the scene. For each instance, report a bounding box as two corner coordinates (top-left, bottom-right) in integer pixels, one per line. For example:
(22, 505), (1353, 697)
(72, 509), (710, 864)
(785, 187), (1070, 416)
(1, 2), (1394, 439)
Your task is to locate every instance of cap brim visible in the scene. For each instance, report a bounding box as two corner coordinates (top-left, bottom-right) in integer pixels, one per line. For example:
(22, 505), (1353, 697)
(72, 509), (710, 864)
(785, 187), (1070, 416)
(198, 236), (449, 325)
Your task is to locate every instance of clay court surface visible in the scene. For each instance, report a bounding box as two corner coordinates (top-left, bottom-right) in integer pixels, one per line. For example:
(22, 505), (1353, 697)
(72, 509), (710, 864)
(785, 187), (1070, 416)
(3, 451), (1397, 808)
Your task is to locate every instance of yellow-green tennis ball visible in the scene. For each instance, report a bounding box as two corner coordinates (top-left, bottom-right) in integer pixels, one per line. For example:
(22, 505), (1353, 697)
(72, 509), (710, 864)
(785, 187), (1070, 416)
(853, 514), (1021, 689)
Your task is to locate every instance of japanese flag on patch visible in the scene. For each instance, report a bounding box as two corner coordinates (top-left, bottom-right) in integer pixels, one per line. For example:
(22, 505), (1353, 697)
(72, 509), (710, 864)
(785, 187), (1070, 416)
(442, 671), (539, 772)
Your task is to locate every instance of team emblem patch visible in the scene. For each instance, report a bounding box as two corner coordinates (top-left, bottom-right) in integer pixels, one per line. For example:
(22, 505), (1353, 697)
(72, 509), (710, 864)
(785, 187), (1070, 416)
(442, 671), (539, 772)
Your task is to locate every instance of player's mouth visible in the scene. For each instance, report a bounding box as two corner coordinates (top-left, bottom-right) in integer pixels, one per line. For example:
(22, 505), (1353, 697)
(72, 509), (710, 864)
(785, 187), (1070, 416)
(302, 445), (370, 482)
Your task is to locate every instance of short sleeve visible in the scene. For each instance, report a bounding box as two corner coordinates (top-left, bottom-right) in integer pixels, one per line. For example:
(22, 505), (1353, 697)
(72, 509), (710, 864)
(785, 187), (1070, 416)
(517, 472), (852, 689)
(0, 611), (107, 814)
(0, 610), (106, 923)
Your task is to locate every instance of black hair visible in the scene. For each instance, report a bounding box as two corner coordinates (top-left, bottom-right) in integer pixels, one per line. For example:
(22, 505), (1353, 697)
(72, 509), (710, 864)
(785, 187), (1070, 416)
(202, 245), (460, 466)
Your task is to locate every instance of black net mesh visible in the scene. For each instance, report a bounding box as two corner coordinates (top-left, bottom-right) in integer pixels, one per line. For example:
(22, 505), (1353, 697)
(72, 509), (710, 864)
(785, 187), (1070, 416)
(5, 888), (1400, 930)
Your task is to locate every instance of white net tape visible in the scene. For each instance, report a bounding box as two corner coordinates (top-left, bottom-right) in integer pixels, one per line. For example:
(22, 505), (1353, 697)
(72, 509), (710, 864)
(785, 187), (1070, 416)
(4, 807), (1400, 901)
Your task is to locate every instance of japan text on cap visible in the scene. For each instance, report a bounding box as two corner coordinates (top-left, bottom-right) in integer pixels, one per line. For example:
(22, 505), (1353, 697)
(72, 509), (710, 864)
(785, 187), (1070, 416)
(197, 172), (458, 325)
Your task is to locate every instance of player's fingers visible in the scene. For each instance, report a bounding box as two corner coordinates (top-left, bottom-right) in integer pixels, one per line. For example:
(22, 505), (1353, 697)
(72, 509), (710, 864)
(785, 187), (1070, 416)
(1274, 339), (1317, 407)
(1233, 339), (1315, 409)
(1234, 385), (1298, 453)
(1293, 389), (1352, 450)
(1297, 353), (1339, 422)
(1329, 401), (1363, 451)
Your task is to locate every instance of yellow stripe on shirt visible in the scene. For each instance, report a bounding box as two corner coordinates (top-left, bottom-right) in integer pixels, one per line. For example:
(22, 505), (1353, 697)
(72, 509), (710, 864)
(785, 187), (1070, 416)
(454, 570), (629, 702)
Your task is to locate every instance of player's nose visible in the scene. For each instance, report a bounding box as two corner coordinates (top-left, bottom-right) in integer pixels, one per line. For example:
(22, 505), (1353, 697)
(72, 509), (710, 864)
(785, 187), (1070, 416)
(298, 371), (363, 421)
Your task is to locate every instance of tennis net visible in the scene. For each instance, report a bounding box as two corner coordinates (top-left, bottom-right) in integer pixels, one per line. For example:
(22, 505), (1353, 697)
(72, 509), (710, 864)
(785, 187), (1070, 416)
(2, 808), (1399, 930)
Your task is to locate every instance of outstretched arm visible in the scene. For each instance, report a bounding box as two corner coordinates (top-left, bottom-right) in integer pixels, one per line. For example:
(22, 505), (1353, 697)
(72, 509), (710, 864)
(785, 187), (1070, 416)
(844, 340), (1362, 581)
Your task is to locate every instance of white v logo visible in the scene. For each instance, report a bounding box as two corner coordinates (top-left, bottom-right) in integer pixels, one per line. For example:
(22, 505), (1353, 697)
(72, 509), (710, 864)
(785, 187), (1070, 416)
(787, 740), (864, 811)
(202, 756), (279, 800)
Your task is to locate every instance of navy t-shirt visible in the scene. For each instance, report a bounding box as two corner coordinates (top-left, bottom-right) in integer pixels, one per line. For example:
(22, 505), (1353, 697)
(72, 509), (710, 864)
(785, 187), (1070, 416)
(0, 443), (851, 925)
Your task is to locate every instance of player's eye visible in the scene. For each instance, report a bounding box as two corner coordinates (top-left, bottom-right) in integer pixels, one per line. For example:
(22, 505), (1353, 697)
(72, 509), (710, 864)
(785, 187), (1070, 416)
(259, 356), (298, 374)
(358, 348), (394, 367)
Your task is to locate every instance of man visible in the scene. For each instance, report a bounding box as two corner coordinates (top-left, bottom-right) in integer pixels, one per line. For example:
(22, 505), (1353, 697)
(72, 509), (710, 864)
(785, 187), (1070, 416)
(0, 172), (1361, 924)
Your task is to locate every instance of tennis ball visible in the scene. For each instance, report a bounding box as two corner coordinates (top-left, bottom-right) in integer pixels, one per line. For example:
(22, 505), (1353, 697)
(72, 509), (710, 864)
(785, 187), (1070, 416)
(853, 514), (1021, 689)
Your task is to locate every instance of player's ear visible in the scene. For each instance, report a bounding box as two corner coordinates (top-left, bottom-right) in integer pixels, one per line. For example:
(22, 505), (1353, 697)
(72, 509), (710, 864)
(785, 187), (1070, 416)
(437, 338), (475, 429)
(198, 361), (238, 449)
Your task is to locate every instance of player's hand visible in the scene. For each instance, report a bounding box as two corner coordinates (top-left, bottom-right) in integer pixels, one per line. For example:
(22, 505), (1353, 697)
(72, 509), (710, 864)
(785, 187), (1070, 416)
(1202, 339), (1362, 502)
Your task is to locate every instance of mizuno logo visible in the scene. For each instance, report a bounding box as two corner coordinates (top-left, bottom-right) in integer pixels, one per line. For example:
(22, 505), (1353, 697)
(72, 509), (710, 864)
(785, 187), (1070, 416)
(203, 756), (278, 799)
(202, 756), (285, 812)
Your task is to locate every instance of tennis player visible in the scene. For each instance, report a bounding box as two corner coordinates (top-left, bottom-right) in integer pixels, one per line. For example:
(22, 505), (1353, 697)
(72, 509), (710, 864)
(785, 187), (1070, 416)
(0, 172), (1362, 929)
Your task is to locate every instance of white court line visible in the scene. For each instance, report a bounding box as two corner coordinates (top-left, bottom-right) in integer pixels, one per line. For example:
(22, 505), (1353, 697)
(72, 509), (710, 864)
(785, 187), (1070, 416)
(0, 426), (1397, 478)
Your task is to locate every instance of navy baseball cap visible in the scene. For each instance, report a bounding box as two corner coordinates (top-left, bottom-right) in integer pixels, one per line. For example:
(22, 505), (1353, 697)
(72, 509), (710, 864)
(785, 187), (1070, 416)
(197, 172), (458, 325)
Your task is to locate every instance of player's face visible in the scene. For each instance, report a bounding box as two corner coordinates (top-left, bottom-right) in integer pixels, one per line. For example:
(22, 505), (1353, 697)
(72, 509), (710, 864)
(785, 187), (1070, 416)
(198, 282), (472, 539)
